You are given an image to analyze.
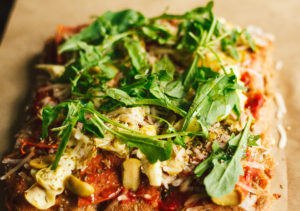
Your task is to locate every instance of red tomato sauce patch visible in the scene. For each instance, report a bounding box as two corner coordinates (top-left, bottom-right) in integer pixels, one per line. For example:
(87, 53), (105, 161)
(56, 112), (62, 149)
(78, 152), (123, 206)
(245, 92), (265, 119)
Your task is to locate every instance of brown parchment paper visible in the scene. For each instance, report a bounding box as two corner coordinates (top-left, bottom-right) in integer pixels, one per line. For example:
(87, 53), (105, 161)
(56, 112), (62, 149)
(1, 0), (299, 210)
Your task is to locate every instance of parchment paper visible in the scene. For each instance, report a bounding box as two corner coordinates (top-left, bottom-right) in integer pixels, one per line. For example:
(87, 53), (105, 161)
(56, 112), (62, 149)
(1, 0), (299, 210)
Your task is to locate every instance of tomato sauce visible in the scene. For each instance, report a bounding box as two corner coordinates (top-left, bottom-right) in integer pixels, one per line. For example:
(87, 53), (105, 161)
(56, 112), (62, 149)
(245, 92), (265, 119)
(241, 72), (252, 87)
(78, 153), (123, 206)
(159, 188), (187, 211)
(119, 182), (161, 208)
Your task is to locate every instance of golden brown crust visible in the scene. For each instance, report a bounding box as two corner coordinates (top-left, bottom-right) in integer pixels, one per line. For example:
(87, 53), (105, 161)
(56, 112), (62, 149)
(105, 199), (157, 211)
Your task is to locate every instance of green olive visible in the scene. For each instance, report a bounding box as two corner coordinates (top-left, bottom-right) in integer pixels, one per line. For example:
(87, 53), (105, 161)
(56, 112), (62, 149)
(186, 117), (201, 132)
(29, 156), (54, 169)
(174, 118), (201, 132)
(65, 175), (94, 197)
(174, 118), (201, 142)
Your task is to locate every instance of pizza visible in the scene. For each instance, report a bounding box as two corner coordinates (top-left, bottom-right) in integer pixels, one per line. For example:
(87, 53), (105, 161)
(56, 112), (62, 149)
(1, 1), (284, 210)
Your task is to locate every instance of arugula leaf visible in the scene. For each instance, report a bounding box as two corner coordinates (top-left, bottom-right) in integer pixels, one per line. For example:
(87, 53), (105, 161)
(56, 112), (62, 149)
(221, 29), (240, 60)
(101, 71), (187, 116)
(151, 1), (213, 21)
(194, 123), (257, 179)
(98, 63), (118, 79)
(44, 102), (81, 170)
(243, 29), (256, 51)
(134, 98), (187, 117)
(203, 117), (252, 198)
(124, 38), (149, 73)
(221, 29), (256, 59)
(58, 32), (129, 94)
(182, 73), (242, 131)
(59, 10), (145, 53)
(194, 141), (222, 177)
(165, 80), (185, 98)
(106, 88), (136, 105)
(148, 114), (185, 147)
(141, 24), (174, 45)
(41, 105), (60, 138)
(59, 19), (112, 54)
(247, 134), (260, 147)
(183, 54), (199, 91)
(102, 87), (187, 116)
(93, 115), (173, 163)
(153, 56), (175, 81)
(80, 112), (105, 138)
(102, 9), (146, 33)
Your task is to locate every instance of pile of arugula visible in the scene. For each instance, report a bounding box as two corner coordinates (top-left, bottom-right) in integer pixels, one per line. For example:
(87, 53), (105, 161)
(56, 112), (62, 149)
(40, 1), (257, 198)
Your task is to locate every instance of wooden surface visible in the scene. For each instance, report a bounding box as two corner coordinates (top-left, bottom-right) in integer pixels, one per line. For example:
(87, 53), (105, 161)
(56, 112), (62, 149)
(1, 0), (299, 210)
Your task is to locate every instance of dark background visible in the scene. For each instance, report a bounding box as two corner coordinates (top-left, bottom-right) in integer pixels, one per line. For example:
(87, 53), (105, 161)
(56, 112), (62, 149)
(0, 0), (15, 44)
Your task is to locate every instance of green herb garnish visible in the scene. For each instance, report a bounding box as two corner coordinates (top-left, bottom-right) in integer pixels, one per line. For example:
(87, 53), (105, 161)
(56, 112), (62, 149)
(39, 1), (257, 187)
(194, 117), (254, 198)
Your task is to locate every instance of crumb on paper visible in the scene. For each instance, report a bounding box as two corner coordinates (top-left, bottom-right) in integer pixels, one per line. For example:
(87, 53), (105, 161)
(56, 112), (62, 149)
(273, 193), (281, 199)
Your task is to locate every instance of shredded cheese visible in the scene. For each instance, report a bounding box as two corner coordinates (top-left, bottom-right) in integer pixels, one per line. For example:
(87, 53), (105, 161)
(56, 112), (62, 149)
(239, 194), (257, 211)
(0, 150), (34, 180)
(237, 182), (257, 194)
(278, 123), (287, 149)
(244, 68), (264, 91)
(242, 161), (265, 170)
(275, 92), (287, 119)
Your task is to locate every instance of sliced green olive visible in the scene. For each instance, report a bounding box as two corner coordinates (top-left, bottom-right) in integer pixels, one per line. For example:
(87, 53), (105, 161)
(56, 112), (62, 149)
(29, 156), (54, 169)
(65, 175), (94, 197)
(186, 117), (201, 132)
(174, 118), (201, 132)
(211, 189), (241, 206)
(174, 118), (202, 142)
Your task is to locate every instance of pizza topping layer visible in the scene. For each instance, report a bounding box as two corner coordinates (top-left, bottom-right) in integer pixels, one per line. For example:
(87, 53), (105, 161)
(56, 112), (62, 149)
(2, 1), (278, 210)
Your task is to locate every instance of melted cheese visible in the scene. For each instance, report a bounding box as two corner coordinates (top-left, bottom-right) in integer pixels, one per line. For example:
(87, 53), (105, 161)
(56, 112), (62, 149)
(162, 145), (187, 175)
(35, 156), (75, 194)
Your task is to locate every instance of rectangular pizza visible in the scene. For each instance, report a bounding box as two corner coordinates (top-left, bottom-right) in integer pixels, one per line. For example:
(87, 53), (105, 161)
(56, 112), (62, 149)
(1, 1), (283, 210)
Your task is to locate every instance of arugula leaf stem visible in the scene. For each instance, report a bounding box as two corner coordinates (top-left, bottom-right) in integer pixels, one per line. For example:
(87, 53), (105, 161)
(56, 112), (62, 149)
(205, 17), (217, 43)
(50, 124), (70, 132)
(207, 46), (227, 73)
(89, 108), (201, 139)
(83, 108), (143, 134)
(182, 75), (224, 131)
(150, 131), (205, 139)
(206, 31), (230, 46)
(134, 99), (187, 117)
